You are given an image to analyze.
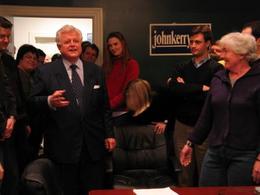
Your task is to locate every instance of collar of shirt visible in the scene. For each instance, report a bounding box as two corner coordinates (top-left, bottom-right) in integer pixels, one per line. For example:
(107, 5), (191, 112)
(62, 58), (84, 84)
(192, 56), (210, 68)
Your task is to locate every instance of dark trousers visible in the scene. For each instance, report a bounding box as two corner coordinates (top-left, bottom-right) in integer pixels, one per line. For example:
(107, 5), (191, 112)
(14, 122), (32, 176)
(1, 138), (19, 195)
(200, 146), (256, 186)
(55, 146), (106, 195)
(28, 114), (46, 161)
(174, 120), (208, 187)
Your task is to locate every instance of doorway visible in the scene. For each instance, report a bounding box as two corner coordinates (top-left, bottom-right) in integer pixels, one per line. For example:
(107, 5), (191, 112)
(13, 17), (93, 63)
(0, 5), (103, 64)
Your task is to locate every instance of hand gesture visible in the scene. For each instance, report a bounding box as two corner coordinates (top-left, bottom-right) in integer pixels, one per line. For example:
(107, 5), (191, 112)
(202, 85), (210, 91)
(152, 122), (166, 134)
(180, 144), (193, 167)
(2, 116), (16, 139)
(177, 77), (185, 83)
(105, 138), (116, 152)
(49, 90), (70, 108)
(0, 162), (4, 180)
(252, 160), (260, 184)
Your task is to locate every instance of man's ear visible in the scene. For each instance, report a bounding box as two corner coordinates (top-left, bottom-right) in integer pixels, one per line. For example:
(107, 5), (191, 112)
(206, 41), (211, 50)
(57, 44), (61, 50)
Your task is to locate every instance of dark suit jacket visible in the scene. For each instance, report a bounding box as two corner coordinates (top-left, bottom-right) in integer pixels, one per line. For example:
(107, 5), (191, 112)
(29, 59), (114, 163)
(1, 52), (26, 121)
(0, 53), (16, 120)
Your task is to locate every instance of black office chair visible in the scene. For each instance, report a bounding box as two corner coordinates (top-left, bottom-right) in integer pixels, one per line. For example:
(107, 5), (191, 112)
(112, 124), (177, 189)
(20, 158), (62, 195)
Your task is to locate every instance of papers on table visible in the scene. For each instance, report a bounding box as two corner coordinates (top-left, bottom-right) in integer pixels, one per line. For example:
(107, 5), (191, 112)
(133, 187), (179, 195)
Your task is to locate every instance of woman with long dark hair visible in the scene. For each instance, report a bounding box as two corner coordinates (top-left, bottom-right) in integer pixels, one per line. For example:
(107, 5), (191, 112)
(103, 32), (139, 113)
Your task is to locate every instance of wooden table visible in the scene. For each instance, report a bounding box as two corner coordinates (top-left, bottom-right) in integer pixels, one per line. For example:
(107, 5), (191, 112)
(89, 186), (259, 195)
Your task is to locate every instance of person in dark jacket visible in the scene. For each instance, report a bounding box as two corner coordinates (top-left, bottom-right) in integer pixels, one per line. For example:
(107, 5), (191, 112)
(167, 25), (223, 186)
(0, 16), (19, 195)
(29, 25), (116, 195)
(0, 53), (17, 194)
(15, 44), (39, 174)
(180, 32), (260, 186)
(117, 79), (169, 134)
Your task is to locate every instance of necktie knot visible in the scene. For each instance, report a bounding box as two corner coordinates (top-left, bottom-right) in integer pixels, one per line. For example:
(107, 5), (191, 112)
(70, 64), (77, 71)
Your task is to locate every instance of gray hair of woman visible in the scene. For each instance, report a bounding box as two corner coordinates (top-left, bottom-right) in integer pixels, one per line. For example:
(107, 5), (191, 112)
(219, 32), (259, 62)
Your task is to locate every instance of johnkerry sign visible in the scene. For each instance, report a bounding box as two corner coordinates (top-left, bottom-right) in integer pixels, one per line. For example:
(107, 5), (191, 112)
(150, 23), (211, 56)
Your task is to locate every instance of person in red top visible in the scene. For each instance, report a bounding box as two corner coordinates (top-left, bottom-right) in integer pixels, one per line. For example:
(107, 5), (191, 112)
(103, 32), (139, 112)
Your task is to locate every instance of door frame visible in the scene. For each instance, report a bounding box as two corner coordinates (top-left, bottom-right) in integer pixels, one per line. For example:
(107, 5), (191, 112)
(0, 5), (103, 64)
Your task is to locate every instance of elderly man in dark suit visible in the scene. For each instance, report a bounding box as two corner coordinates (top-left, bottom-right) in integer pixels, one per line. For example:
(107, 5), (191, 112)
(29, 25), (116, 195)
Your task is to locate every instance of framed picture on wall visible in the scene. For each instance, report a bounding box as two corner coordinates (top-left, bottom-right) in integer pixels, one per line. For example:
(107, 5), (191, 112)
(149, 23), (211, 56)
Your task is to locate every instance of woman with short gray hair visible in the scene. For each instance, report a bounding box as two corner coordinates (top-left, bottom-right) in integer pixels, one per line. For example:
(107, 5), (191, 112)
(180, 32), (260, 186)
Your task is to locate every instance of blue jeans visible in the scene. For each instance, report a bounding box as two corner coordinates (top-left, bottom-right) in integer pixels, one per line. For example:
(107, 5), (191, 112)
(199, 146), (256, 186)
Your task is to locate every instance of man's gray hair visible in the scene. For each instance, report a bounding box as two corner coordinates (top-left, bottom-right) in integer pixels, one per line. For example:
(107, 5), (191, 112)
(56, 25), (82, 45)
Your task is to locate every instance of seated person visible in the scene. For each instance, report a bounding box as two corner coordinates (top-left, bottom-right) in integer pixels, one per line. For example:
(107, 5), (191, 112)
(116, 79), (169, 134)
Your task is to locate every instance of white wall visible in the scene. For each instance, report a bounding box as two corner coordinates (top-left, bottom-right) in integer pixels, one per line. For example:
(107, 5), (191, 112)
(13, 17), (92, 62)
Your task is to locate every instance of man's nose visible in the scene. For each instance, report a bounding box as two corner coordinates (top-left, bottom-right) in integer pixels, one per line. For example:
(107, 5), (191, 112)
(3, 36), (10, 43)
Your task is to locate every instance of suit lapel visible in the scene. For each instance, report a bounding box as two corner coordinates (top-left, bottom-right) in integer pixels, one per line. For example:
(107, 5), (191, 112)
(83, 63), (95, 109)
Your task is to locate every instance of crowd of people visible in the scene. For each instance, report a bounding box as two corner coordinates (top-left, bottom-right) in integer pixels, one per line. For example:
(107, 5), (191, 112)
(0, 15), (260, 195)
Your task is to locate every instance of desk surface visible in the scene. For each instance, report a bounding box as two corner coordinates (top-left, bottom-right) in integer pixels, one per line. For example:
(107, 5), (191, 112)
(89, 186), (258, 195)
